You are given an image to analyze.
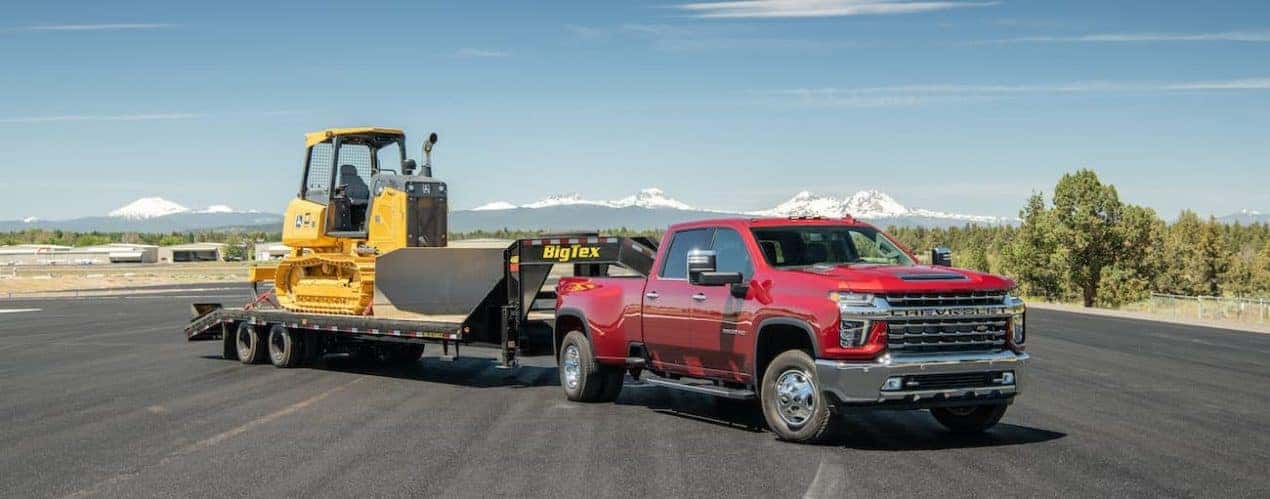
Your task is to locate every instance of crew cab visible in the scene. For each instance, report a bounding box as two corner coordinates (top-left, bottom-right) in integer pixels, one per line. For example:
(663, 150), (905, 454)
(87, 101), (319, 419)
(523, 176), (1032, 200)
(554, 217), (1028, 443)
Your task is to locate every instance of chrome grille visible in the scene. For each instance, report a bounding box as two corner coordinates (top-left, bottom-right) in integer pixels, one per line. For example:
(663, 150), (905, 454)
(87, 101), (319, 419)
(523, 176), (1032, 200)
(881, 291), (1007, 308)
(887, 317), (1008, 354)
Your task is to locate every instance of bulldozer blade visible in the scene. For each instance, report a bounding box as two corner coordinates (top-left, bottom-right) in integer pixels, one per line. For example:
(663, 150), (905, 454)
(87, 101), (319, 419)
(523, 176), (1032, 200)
(372, 246), (510, 321)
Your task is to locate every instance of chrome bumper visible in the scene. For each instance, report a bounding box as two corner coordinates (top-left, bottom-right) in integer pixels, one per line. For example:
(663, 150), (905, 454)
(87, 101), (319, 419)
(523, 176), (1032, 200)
(814, 351), (1028, 406)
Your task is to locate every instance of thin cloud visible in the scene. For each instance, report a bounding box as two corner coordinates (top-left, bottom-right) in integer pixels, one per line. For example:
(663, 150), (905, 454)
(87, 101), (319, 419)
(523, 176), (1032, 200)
(3, 23), (174, 33)
(453, 48), (510, 58)
(974, 30), (1270, 45)
(675, 0), (999, 19)
(0, 110), (304, 124)
(762, 78), (1270, 107)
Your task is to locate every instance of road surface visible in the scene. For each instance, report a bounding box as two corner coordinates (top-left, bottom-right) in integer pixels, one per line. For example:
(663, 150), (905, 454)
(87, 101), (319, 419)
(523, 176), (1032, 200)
(0, 287), (1266, 497)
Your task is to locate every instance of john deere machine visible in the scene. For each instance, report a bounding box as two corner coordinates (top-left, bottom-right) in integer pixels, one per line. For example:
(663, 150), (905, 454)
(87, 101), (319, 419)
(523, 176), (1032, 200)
(250, 127), (461, 316)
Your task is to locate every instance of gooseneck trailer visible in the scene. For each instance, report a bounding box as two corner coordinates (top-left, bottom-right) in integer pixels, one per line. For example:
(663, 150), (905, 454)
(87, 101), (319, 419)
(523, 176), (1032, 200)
(185, 235), (657, 368)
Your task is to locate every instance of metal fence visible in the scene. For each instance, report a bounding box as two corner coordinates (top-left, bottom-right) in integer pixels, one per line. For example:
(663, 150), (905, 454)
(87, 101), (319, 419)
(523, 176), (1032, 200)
(1139, 293), (1269, 325)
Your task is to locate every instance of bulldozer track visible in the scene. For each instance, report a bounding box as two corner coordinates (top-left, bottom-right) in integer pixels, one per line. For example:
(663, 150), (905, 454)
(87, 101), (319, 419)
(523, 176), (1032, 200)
(273, 254), (376, 315)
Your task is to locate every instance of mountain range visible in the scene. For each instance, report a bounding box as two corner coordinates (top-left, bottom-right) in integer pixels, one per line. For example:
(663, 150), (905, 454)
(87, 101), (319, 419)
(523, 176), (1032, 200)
(2, 190), (1263, 233)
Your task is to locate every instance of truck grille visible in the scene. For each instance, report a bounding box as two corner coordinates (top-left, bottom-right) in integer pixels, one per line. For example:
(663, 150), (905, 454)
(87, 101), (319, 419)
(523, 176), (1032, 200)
(887, 317), (1008, 354)
(881, 291), (1006, 308)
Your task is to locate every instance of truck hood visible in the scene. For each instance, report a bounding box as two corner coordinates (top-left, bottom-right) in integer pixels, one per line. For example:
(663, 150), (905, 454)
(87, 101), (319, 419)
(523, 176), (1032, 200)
(787, 264), (1015, 294)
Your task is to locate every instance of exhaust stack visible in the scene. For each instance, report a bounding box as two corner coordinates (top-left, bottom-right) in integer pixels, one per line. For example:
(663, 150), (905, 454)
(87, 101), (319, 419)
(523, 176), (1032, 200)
(422, 132), (438, 177)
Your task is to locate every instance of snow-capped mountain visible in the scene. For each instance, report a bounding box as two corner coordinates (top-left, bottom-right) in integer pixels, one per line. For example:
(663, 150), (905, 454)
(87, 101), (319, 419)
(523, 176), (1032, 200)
(613, 188), (695, 210)
(753, 189), (1003, 223)
(449, 187), (1010, 233)
(21, 216), (39, 224)
(108, 197), (191, 219)
(1218, 209), (1269, 225)
(475, 188), (698, 211)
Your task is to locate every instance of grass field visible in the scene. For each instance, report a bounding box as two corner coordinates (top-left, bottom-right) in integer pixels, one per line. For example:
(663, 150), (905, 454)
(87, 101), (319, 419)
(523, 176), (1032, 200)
(0, 262), (256, 295)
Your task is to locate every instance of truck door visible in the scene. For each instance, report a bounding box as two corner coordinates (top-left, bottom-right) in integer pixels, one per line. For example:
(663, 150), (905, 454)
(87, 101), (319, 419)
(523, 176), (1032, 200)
(642, 228), (714, 375)
(693, 227), (757, 380)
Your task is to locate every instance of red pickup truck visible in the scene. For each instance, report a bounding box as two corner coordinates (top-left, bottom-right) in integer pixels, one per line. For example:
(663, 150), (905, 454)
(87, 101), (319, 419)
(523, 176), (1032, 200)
(554, 216), (1028, 443)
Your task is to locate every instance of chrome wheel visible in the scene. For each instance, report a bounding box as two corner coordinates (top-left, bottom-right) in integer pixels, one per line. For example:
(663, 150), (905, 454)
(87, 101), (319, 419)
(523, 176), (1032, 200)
(775, 369), (817, 428)
(562, 344), (581, 390)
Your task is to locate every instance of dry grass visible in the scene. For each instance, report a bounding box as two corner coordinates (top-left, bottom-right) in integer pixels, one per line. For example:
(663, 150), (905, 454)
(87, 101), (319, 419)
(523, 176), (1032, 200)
(0, 262), (259, 295)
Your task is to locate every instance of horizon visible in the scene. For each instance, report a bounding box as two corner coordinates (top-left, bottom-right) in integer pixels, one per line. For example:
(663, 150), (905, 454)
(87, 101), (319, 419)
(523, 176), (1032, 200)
(2, 0), (1268, 219)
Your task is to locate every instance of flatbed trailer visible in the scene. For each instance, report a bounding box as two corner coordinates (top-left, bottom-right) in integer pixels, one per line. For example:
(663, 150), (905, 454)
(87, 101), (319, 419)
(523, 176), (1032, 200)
(185, 235), (657, 367)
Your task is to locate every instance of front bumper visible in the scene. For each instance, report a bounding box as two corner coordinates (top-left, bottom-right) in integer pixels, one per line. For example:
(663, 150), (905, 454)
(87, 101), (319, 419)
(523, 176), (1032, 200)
(815, 351), (1028, 408)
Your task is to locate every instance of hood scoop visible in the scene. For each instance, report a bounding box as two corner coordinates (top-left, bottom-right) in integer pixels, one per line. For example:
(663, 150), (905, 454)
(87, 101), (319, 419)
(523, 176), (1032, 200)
(896, 271), (969, 281)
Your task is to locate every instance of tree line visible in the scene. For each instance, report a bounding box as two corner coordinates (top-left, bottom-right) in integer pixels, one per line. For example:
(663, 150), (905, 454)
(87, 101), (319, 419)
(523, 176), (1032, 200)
(885, 170), (1270, 305)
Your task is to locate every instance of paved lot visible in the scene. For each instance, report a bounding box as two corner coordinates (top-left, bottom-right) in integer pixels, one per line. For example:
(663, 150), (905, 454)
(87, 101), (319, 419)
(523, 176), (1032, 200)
(1, 288), (1268, 498)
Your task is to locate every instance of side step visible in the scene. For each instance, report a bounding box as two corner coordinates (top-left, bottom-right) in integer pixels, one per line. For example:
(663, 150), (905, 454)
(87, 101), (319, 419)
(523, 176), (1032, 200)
(644, 375), (756, 400)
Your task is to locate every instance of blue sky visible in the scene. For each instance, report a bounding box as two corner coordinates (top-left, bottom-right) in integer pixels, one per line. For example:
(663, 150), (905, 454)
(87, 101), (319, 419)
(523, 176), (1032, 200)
(1, 0), (1267, 220)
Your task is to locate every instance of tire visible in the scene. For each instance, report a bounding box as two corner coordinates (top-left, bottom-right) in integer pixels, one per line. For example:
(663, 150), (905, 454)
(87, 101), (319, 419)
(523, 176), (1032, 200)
(221, 323), (239, 361)
(760, 350), (835, 444)
(236, 322), (268, 365)
(558, 331), (609, 402)
(930, 404), (1007, 434)
(267, 324), (303, 368)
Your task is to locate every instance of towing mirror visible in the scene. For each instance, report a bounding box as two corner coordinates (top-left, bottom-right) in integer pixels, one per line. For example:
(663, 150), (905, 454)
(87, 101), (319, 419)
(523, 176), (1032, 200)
(688, 249), (745, 287)
(687, 249), (716, 282)
(930, 246), (952, 267)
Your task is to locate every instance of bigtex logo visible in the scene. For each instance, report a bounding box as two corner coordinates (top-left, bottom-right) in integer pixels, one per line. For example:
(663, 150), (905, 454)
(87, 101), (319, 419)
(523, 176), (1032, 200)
(541, 245), (601, 263)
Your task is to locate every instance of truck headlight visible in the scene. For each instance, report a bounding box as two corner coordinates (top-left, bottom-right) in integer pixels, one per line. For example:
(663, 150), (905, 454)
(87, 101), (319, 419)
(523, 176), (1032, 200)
(831, 291), (874, 309)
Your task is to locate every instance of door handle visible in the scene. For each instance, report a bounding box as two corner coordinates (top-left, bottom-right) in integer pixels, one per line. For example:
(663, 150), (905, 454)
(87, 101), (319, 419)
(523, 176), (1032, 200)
(645, 291), (660, 300)
(691, 293), (707, 302)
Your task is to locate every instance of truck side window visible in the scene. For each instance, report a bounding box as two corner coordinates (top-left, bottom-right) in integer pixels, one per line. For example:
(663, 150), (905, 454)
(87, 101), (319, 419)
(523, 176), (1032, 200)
(659, 228), (713, 279)
(711, 228), (754, 280)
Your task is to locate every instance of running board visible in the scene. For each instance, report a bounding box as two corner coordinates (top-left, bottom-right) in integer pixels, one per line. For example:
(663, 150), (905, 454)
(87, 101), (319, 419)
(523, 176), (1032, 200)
(644, 375), (756, 400)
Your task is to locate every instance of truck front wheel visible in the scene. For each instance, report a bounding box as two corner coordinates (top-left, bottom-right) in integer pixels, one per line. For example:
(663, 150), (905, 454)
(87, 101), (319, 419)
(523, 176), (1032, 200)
(930, 405), (1007, 433)
(559, 331), (622, 402)
(760, 350), (835, 444)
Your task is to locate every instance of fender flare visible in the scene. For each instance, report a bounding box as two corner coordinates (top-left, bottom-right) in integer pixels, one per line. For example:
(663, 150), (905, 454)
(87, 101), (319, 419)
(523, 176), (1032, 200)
(752, 316), (820, 379)
(553, 307), (592, 358)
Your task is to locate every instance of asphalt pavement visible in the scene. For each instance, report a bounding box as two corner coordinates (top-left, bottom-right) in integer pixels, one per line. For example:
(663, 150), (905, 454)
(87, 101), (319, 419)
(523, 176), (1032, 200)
(0, 288), (1267, 498)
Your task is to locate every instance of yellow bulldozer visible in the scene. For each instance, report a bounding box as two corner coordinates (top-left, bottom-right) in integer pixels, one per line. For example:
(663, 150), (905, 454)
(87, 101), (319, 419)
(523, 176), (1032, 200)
(250, 127), (475, 316)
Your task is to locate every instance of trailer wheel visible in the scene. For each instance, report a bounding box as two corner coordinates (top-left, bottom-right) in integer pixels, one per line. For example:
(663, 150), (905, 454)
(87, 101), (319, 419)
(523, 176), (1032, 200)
(930, 405), (1007, 434)
(267, 325), (303, 368)
(221, 323), (239, 361)
(559, 331), (608, 402)
(236, 322), (268, 365)
(760, 349), (835, 444)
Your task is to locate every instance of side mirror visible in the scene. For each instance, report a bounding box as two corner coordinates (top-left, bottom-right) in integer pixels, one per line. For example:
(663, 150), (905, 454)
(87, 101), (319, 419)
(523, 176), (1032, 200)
(688, 249), (745, 287)
(930, 247), (952, 267)
(687, 249), (716, 282)
(401, 159), (417, 175)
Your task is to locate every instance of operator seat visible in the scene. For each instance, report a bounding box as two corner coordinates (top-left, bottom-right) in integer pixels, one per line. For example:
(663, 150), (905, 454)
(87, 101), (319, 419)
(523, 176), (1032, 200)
(338, 165), (370, 205)
(334, 165), (370, 231)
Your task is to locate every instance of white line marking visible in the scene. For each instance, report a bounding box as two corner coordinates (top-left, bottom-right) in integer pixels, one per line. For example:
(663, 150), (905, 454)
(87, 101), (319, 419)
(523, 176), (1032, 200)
(803, 460), (845, 499)
(0, 308), (41, 314)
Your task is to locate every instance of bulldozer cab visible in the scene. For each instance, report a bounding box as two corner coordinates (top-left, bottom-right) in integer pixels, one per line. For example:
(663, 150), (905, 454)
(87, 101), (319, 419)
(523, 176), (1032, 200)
(300, 128), (407, 236)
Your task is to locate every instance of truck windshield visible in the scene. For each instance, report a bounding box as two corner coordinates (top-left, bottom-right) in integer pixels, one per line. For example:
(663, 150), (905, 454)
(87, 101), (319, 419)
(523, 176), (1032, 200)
(751, 226), (914, 267)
